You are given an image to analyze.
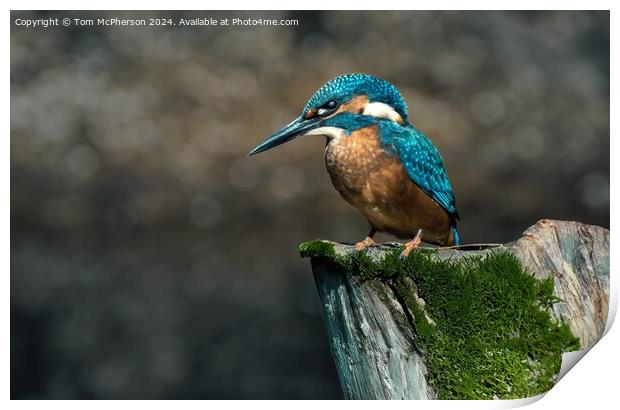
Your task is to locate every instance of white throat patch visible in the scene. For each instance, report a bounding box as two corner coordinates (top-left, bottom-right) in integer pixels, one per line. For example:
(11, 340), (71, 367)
(304, 126), (345, 140)
(363, 102), (404, 123)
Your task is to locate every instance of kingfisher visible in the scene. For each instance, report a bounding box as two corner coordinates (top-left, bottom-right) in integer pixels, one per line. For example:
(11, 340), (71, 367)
(249, 74), (460, 256)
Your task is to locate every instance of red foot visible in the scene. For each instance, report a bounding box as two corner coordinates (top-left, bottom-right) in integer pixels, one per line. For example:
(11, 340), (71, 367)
(401, 229), (423, 257)
(355, 236), (375, 251)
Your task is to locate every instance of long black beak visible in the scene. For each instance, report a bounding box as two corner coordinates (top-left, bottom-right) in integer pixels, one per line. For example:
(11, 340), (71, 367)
(248, 116), (320, 156)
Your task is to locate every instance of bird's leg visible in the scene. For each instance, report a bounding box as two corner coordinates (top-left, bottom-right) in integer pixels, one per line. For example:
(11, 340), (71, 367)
(401, 229), (423, 257)
(355, 227), (377, 251)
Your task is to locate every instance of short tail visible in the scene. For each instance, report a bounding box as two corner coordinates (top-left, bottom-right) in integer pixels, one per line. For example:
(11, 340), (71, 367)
(451, 219), (461, 246)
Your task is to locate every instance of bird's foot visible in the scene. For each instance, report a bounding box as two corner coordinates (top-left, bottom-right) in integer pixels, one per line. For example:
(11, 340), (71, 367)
(400, 229), (423, 258)
(355, 236), (376, 251)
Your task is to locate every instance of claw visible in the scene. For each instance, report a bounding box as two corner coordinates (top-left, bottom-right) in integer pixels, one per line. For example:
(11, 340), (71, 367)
(355, 236), (376, 251)
(400, 229), (423, 258)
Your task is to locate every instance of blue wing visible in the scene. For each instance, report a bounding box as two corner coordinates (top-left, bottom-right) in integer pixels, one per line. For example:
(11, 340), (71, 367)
(378, 122), (459, 219)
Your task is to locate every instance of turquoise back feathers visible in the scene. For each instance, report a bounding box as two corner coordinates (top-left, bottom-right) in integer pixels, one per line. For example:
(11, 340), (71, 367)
(378, 121), (459, 220)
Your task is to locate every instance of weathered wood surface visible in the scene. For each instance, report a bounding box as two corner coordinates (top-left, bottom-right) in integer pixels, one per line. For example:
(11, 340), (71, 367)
(511, 220), (609, 349)
(309, 219), (609, 400)
(312, 260), (434, 399)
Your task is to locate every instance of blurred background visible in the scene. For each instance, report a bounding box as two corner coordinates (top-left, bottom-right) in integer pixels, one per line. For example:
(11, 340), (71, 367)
(11, 10), (609, 399)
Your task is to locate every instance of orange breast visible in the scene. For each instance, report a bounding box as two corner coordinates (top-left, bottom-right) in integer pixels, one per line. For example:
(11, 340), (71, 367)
(324, 126), (453, 245)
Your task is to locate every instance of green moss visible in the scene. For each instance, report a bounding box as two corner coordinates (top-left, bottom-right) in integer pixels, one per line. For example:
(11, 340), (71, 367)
(392, 277), (435, 340)
(300, 240), (580, 400)
(299, 240), (337, 260)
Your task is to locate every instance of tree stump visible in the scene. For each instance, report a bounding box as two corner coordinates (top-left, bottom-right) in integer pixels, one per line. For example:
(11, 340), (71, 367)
(301, 220), (609, 400)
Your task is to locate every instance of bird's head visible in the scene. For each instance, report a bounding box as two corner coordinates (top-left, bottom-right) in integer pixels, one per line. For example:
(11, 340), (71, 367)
(248, 73), (409, 155)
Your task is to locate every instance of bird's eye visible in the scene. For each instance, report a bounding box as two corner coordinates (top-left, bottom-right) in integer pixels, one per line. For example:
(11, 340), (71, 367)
(317, 100), (339, 117)
(324, 100), (338, 110)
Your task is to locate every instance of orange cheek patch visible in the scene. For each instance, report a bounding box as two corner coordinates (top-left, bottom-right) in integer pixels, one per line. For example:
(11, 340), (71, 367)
(305, 109), (318, 119)
(337, 95), (369, 115)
